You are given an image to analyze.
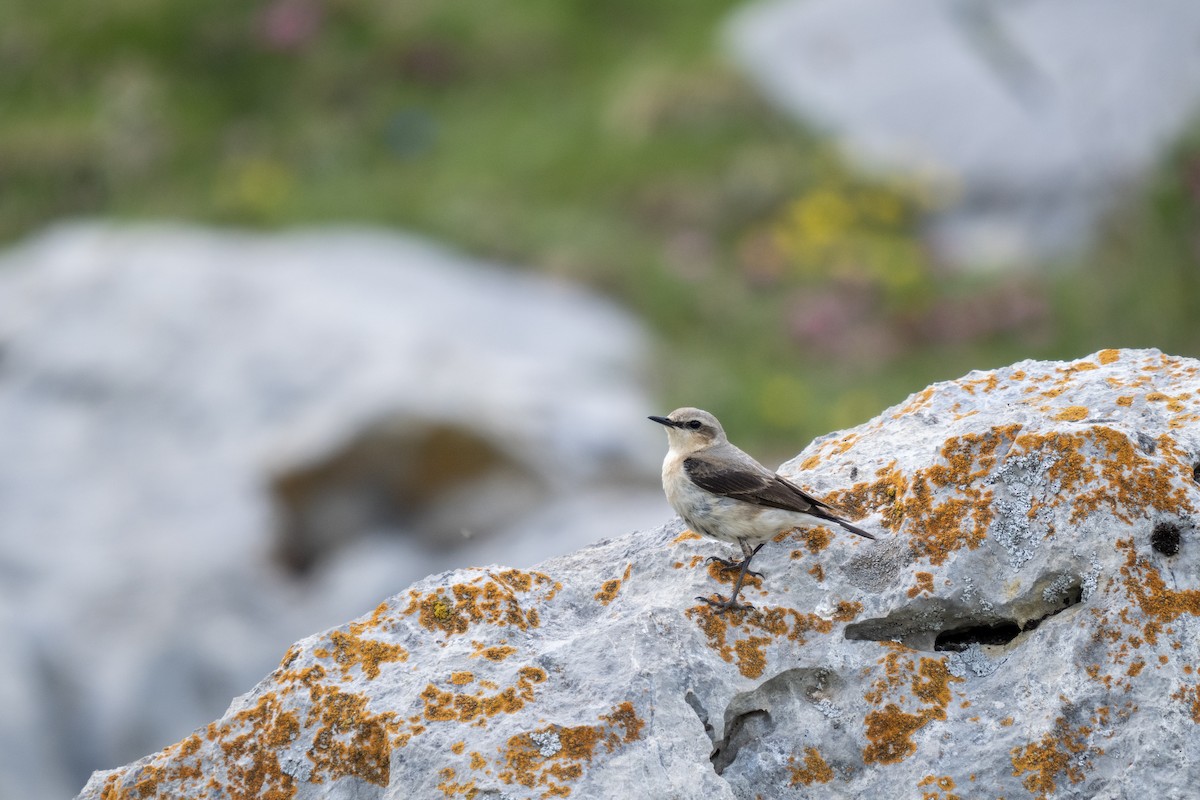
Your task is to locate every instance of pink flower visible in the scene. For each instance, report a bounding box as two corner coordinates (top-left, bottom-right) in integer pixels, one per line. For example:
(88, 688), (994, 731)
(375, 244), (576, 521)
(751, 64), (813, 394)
(258, 0), (323, 52)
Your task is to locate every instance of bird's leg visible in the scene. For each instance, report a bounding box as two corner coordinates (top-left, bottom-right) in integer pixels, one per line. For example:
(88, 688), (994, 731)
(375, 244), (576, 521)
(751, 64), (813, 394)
(705, 541), (765, 578)
(697, 543), (764, 613)
(704, 555), (764, 579)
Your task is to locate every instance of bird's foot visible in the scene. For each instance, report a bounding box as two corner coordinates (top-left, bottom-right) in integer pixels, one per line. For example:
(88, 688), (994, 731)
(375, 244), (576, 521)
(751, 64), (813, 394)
(705, 555), (764, 579)
(695, 594), (753, 613)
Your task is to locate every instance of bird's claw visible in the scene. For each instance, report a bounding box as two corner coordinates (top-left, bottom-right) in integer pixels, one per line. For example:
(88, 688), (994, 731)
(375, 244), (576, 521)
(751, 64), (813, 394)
(704, 555), (764, 579)
(695, 594), (753, 613)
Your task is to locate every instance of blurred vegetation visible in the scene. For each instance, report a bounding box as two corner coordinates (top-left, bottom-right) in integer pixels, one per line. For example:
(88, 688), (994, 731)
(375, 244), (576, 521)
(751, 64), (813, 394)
(3, 0), (1199, 455)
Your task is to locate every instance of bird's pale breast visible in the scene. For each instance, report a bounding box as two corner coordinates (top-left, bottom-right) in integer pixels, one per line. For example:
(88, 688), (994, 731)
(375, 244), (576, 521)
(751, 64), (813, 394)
(662, 452), (817, 545)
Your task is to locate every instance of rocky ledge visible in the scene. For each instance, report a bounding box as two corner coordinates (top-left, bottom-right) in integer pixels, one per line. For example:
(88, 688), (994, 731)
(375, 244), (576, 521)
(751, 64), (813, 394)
(78, 349), (1200, 799)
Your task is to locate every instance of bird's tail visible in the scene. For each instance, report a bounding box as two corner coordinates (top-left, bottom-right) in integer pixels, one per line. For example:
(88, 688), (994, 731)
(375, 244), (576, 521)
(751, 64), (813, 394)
(836, 517), (876, 540)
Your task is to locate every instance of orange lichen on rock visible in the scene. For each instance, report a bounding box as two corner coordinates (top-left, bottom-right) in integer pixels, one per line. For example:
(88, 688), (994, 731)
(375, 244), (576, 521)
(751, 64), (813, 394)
(917, 774), (961, 800)
(1054, 406), (1088, 421)
(788, 746), (834, 785)
(831, 461), (906, 531)
(1037, 384), (1070, 399)
(1116, 538), (1200, 633)
(834, 427), (1017, 566)
(862, 647), (963, 766)
(98, 648), (413, 800)
(733, 637), (772, 679)
(835, 421), (1196, 568)
(109, 613), (549, 796)
(799, 431), (861, 470)
(1010, 717), (1102, 800)
(420, 666), (547, 725)
(261, 684), (381, 789)
(406, 570), (558, 637)
(911, 658), (958, 707)
(1098, 349), (1121, 364)
(960, 373), (1001, 395)
(685, 603), (838, 678)
(794, 526), (833, 553)
(704, 560), (763, 592)
(594, 563), (632, 606)
(1065, 429), (1196, 524)
(907, 572), (935, 598)
(831, 600), (863, 622)
(305, 684), (397, 786)
(830, 431), (862, 454)
(892, 386), (937, 419)
(672, 530), (702, 543)
(472, 642), (517, 662)
(863, 705), (942, 765)
(1171, 684), (1200, 723)
(98, 732), (212, 800)
(497, 702), (644, 797)
(1012, 431), (1093, 499)
(436, 767), (477, 798)
(911, 427), (1017, 559)
(348, 601), (398, 635)
(312, 629), (409, 680)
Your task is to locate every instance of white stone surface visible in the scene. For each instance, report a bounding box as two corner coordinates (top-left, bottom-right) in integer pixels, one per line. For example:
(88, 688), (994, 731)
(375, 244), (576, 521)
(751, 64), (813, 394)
(726, 0), (1200, 266)
(0, 222), (668, 797)
(78, 349), (1200, 798)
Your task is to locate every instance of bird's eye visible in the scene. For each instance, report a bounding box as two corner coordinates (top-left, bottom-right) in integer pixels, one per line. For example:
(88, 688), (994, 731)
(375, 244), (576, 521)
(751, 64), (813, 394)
(687, 420), (702, 430)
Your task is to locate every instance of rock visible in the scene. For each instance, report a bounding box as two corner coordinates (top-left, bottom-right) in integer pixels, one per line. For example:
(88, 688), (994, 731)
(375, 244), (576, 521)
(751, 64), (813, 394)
(725, 0), (1200, 267)
(77, 348), (1200, 798)
(0, 222), (667, 797)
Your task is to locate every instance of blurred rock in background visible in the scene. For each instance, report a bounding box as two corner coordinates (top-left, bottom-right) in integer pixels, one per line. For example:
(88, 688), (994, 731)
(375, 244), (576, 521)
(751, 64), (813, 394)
(726, 0), (1200, 267)
(0, 222), (668, 797)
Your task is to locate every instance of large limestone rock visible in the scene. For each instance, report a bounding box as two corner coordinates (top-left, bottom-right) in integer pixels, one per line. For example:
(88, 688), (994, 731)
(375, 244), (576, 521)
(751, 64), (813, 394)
(726, 0), (1200, 266)
(78, 349), (1200, 799)
(0, 223), (666, 797)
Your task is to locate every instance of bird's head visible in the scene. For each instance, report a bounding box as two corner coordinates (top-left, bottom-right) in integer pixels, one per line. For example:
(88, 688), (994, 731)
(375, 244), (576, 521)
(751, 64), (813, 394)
(648, 407), (727, 453)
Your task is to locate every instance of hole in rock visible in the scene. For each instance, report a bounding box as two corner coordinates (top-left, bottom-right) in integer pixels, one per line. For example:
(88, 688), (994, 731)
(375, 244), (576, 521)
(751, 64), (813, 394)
(710, 709), (772, 776)
(269, 418), (541, 575)
(1151, 522), (1182, 557)
(1193, 462), (1200, 485)
(934, 621), (1020, 652)
(846, 576), (1083, 652)
(705, 668), (837, 779)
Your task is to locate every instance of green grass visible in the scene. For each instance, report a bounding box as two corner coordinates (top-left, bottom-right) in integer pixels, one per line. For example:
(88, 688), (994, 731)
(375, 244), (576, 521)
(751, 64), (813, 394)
(3, 1), (1199, 455)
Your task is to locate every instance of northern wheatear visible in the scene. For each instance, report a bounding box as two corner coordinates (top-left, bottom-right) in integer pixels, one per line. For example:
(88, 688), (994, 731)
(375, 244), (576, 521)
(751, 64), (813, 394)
(650, 407), (875, 612)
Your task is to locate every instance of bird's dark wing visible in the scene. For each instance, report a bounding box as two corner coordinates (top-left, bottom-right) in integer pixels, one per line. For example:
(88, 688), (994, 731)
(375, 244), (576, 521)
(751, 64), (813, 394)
(683, 457), (876, 540)
(683, 457), (822, 512)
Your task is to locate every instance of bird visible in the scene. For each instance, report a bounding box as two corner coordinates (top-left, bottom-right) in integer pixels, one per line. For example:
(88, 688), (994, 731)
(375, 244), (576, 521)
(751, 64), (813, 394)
(649, 407), (875, 612)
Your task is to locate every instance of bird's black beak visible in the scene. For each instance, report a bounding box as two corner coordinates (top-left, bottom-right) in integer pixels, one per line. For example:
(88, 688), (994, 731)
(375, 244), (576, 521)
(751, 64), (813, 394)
(648, 415), (677, 427)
